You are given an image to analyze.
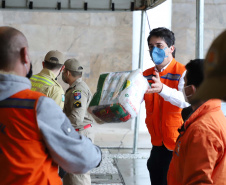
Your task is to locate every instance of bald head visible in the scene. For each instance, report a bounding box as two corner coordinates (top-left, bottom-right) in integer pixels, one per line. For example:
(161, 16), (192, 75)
(0, 26), (28, 71)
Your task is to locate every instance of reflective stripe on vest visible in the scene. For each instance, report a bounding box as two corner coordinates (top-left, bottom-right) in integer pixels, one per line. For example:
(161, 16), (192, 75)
(144, 73), (181, 81)
(143, 74), (156, 81)
(0, 89), (61, 185)
(30, 75), (54, 85)
(161, 73), (181, 81)
(0, 98), (36, 109)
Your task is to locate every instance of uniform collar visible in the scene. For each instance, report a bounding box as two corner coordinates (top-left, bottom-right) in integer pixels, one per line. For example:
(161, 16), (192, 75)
(66, 78), (82, 93)
(39, 68), (57, 80)
(154, 58), (173, 72)
(70, 77), (82, 88)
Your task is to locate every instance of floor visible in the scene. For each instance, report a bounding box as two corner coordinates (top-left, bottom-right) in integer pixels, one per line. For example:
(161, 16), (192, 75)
(91, 148), (151, 185)
(90, 120), (152, 185)
(92, 122), (152, 149)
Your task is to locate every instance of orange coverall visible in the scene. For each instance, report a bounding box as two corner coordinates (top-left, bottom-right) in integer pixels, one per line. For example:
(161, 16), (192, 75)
(168, 99), (226, 185)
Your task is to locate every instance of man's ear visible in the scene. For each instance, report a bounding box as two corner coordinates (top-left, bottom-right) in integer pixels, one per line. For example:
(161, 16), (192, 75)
(20, 47), (30, 65)
(191, 85), (197, 96)
(66, 70), (70, 77)
(185, 85), (196, 97)
(170, 45), (175, 54)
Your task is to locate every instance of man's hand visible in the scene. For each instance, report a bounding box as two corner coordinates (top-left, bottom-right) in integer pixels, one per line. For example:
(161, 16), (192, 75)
(146, 71), (163, 93)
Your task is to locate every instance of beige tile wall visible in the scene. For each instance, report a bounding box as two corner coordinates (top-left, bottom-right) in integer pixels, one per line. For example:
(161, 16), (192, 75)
(0, 10), (133, 93)
(172, 0), (226, 65)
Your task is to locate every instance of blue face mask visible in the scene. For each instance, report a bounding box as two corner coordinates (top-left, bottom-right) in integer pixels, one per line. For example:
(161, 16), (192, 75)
(150, 47), (168, 65)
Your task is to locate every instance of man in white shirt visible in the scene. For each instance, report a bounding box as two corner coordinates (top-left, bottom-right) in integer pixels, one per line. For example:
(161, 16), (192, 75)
(143, 27), (189, 185)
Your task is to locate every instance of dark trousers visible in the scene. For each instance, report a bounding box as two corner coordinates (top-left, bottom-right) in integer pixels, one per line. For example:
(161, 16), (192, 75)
(147, 145), (173, 185)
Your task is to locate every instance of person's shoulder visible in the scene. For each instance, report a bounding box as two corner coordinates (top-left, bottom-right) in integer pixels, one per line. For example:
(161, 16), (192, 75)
(31, 71), (55, 85)
(190, 112), (225, 136)
(143, 67), (155, 76)
(51, 79), (64, 88)
(76, 80), (89, 89)
(74, 80), (91, 95)
(173, 59), (185, 68)
(38, 69), (52, 78)
(46, 83), (64, 96)
(171, 59), (186, 74)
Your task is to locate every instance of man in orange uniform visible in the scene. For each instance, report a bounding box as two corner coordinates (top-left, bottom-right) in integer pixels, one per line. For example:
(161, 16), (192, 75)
(143, 27), (189, 185)
(168, 31), (226, 184)
(0, 26), (102, 185)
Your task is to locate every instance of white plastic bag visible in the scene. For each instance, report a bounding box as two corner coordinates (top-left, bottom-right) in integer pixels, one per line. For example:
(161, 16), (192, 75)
(88, 69), (149, 123)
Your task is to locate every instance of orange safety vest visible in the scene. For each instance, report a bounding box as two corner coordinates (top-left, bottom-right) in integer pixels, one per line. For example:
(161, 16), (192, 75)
(0, 89), (62, 185)
(143, 58), (186, 150)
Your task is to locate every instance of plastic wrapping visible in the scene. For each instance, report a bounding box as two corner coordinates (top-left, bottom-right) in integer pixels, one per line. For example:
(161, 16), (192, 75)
(88, 69), (149, 123)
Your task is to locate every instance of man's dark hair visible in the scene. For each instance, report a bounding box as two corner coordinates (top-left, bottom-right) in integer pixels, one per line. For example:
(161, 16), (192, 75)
(147, 27), (176, 58)
(185, 59), (204, 88)
(65, 69), (82, 78)
(43, 61), (63, 70)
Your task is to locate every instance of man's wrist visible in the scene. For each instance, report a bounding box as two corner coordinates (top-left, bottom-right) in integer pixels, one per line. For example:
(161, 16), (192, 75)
(159, 83), (166, 95)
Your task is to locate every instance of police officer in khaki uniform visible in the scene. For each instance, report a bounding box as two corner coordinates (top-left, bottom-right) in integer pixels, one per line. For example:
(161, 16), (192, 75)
(30, 50), (65, 109)
(62, 58), (94, 185)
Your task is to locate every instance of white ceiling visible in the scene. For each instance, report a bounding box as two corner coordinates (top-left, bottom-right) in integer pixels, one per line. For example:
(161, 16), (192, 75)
(2, 0), (166, 11)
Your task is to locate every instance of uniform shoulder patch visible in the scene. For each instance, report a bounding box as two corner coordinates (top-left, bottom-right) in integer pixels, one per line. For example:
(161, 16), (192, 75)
(72, 90), (82, 93)
(72, 90), (82, 100)
(74, 101), (81, 108)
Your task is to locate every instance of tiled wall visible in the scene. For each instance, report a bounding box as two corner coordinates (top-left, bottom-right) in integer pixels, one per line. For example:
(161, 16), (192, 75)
(0, 10), (133, 93)
(172, 0), (226, 65)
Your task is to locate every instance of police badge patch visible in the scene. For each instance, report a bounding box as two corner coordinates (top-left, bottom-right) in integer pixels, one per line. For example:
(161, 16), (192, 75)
(72, 90), (81, 100)
(74, 101), (81, 108)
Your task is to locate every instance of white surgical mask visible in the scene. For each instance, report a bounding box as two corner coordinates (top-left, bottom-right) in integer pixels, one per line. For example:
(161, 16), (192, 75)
(182, 85), (193, 103)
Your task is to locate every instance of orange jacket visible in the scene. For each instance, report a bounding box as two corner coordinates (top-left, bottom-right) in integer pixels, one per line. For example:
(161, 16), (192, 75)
(143, 58), (186, 150)
(168, 99), (226, 185)
(0, 89), (61, 185)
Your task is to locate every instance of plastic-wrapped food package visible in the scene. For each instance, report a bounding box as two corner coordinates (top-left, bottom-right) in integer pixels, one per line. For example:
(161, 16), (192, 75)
(88, 69), (149, 123)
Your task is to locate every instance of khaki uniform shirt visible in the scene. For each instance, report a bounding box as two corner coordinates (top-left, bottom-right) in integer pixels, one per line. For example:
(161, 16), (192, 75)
(63, 78), (94, 184)
(63, 78), (93, 132)
(30, 69), (64, 109)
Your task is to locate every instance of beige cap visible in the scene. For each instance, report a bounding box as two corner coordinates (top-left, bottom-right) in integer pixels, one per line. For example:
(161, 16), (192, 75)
(191, 30), (226, 103)
(64, 58), (83, 72)
(44, 50), (64, 65)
